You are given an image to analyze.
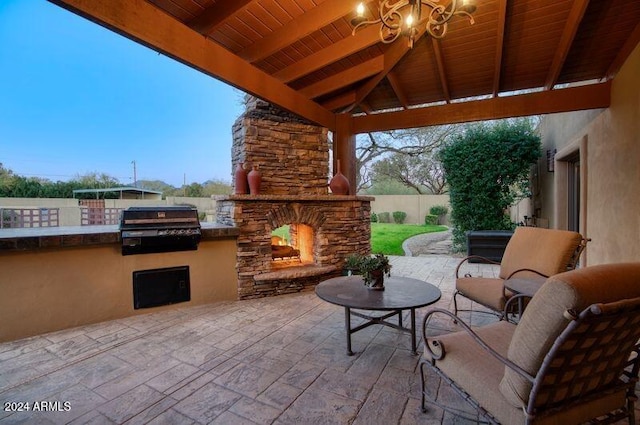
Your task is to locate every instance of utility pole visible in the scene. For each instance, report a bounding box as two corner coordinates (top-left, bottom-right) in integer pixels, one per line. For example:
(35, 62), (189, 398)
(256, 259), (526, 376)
(131, 160), (137, 188)
(183, 173), (186, 196)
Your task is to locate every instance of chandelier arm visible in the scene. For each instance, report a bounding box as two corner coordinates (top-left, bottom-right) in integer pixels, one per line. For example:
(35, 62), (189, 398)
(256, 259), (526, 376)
(351, 0), (476, 46)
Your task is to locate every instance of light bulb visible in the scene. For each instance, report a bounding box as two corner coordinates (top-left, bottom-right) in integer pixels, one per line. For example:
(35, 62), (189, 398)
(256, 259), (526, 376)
(356, 2), (365, 16)
(406, 13), (414, 27)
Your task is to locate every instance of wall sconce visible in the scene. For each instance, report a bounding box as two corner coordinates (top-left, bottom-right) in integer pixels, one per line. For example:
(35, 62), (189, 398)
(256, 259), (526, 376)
(546, 149), (556, 172)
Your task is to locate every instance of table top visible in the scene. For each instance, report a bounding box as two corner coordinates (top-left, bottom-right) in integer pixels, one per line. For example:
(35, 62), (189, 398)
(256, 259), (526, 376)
(504, 277), (546, 297)
(315, 275), (441, 311)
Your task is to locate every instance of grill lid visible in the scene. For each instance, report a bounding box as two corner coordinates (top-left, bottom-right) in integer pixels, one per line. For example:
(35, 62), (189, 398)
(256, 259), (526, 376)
(119, 206), (201, 255)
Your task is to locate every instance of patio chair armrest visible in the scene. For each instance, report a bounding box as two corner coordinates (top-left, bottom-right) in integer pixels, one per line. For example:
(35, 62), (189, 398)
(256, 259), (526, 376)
(422, 308), (535, 383)
(505, 268), (549, 280)
(503, 294), (534, 323)
(455, 256), (501, 278)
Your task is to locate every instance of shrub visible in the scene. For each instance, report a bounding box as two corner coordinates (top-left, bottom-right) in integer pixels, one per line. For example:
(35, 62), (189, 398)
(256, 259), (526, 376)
(392, 211), (407, 224)
(440, 119), (541, 250)
(429, 205), (449, 225)
(370, 212), (378, 223)
(377, 212), (391, 223)
(424, 214), (438, 225)
(429, 205), (449, 217)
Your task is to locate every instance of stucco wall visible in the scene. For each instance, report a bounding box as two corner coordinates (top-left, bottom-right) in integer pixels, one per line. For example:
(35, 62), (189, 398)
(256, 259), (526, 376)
(537, 42), (640, 265)
(0, 239), (238, 342)
(370, 195), (450, 225)
(0, 197), (218, 226)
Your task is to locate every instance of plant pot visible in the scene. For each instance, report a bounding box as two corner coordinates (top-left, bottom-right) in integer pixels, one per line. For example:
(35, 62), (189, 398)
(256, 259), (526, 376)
(365, 269), (385, 290)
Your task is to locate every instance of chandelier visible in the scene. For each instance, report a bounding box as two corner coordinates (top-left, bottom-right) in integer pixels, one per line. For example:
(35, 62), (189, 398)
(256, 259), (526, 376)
(351, 0), (476, 47)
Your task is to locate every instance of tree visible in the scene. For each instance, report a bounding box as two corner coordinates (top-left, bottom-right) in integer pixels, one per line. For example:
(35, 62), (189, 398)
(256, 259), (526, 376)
(440, 119), (541, 249)
(353, 125), (459, 193)
(372, 150), (447, 194)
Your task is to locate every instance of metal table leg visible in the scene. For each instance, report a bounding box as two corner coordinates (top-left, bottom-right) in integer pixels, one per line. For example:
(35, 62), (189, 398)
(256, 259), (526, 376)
(410, 308), (417, 355)
(345, 307), (354, 356)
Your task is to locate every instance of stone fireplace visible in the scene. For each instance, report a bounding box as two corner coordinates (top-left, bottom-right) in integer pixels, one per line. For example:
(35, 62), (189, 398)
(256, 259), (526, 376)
(215, 98), (372, 299)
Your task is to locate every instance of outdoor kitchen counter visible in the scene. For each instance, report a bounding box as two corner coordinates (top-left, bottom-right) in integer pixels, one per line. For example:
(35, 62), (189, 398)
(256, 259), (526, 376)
(0, 222), (239, 252)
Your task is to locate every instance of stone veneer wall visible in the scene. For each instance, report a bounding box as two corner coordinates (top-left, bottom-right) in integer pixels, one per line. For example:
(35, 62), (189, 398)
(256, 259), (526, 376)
(216, 195), (372, 299)
(231, 97), (330, 196)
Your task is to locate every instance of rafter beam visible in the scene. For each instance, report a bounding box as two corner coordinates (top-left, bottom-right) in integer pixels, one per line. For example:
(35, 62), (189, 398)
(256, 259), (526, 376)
(544, 0), (590, 90)
(353, 82), (611, 133)
(300, 57), (384, 99)
(386, 71), (409, 108)
(492, 0), (508, 97)
(187, 0), (253, 35)
(431, 39), (451, 103)
(50, 0), (335, 129)
(321, 91), (357, 111)
(359, 101), (373, 114)
(348, 22), (430, 112)
(241, 0), (360, 63)
(605, 21), (640, 80)
(274, 24), (381, 83)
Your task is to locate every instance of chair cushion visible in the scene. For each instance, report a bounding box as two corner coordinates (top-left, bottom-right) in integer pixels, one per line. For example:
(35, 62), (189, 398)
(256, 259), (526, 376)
(425, 321), (526, 424)
(456, 277), (511, 312)
(499, 262), (640, 408)
(498, 227), (582, 280)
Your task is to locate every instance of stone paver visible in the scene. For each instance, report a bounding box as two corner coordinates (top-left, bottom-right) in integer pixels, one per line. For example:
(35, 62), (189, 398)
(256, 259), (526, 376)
(0, 255), (636, 424)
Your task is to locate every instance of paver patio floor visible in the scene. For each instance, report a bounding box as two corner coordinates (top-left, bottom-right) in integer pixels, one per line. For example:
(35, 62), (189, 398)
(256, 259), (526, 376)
(1, 255), (637, 424)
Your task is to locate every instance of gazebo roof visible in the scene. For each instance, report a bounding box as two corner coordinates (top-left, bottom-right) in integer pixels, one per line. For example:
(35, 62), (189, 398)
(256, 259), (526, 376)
(50, 0), (640, 132)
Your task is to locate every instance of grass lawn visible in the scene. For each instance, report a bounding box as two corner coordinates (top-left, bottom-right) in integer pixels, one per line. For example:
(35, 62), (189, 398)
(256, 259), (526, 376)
(371, 223), (448, 255)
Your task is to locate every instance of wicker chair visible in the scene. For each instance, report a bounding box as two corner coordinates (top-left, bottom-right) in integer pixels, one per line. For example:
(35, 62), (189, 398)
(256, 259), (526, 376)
(454, 226), (588, 319)
(420, 263), (640, 424)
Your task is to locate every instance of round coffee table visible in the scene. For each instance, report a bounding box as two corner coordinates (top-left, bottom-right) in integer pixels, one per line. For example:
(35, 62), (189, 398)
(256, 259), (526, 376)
(316, 275), (441, 355)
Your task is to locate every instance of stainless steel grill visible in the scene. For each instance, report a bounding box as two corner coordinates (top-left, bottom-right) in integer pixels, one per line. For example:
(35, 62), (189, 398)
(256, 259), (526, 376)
(119, 206), (201, 255)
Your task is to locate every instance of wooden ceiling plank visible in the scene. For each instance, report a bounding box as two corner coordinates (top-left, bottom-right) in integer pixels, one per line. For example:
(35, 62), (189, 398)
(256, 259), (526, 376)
(605, 21), (640, 80)
(492, 0), (508, 96)
(240, 0), (360, 63)
(353, 82), (611, 133)
(300, 57), (384, 99)
(544, 0), (590, 90)
(386, 71), (409, 108)
(186, 0), (254, 35)
(50, 0), (335, 129)
(274, 24), (381, 83)
(431, 39), (451, 103)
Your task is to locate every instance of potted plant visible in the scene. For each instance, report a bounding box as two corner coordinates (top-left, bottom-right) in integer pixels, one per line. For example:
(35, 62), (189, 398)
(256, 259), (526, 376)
(344, 254), (391, 289)
(343, 254), (363, 276)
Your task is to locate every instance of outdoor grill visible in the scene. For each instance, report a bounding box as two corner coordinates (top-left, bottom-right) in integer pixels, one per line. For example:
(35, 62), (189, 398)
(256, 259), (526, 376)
(119, 206), (201, 255)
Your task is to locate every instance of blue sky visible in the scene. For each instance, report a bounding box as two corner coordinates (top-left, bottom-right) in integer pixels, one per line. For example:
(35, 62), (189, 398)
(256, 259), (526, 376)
(0, 1), (245, 187)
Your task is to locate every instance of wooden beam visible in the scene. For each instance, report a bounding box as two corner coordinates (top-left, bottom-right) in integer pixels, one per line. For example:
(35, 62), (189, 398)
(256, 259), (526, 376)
(187, 0), (253, 35)
(431, 39), (451, 103)
(334, 114), (356, 195)
(605, 21), (640, 81)
(359, 101), (372, 114)
(353, 82), (611, 133)
(300, 57), (384, 99)
(240, 0), (358, 63)
(321, 91), (357, 111)
(492, 0), (508, 97)
(274, 24), (381, 83)
(349, 24), (429, 111)
(544, 0), (590, 90)
(49, 0), (335, 130)
(386, 71), (408, 108)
